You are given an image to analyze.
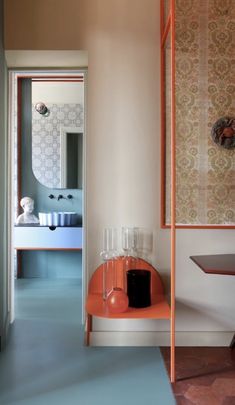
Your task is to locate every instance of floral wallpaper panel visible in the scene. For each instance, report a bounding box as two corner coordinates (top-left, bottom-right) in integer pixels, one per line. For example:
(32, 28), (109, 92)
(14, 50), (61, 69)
(165, 0), (235, 225)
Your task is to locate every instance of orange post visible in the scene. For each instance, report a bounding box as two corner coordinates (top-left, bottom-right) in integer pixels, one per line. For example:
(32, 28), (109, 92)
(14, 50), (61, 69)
(86, 314), (92, 346)
(160, 0), (176, 382)
(160, 1), (171, 228)
(160, 0), (166, 229)
(170, 0), (176, 384)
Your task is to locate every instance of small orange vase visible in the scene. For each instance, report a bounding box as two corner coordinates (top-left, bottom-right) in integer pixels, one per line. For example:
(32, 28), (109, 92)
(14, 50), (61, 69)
(106, 287), (129, 313)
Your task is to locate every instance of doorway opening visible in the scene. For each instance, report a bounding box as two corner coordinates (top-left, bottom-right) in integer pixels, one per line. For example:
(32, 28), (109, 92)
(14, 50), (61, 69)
(8, 70), (87, 326)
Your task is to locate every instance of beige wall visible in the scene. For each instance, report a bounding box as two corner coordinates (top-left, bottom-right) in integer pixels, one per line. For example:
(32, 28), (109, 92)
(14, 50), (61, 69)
(4, 0), (235, 345)
(4, 0), (162, 280)
(4, 0), (88, 50)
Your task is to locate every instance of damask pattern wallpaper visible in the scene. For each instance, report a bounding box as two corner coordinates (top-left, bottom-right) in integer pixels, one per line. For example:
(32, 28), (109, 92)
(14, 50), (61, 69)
(32, 103), (83, 188)
(166, 0), (235, 224)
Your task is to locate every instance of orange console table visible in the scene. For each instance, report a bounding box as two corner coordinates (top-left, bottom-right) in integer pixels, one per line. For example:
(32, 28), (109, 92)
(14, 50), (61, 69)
(85, 257), (171, 346)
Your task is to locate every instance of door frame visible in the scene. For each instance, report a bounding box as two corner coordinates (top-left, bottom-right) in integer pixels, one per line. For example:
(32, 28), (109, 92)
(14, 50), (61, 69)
(8, 69), (88, 324)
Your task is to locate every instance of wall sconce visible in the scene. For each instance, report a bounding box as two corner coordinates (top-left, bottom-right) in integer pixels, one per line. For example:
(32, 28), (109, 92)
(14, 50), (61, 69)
(35, 102), (50, 116)
(211, 117), (235, 149)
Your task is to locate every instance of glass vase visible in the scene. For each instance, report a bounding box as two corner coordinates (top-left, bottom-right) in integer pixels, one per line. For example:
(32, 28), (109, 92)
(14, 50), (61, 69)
(122, 227), (138, 291)
(100, 228), (118, 300)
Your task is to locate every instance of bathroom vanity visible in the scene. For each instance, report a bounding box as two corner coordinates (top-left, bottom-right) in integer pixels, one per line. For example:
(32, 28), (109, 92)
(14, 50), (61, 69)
(14, 226), (83, 249)
(14, 226), (83, 278)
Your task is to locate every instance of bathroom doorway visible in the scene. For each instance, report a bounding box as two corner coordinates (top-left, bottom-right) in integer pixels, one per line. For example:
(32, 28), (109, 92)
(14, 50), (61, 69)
(8, 70), (87, 326)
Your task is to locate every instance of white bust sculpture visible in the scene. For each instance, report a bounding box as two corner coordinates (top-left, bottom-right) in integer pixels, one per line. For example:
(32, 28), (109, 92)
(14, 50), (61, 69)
(16, 197), (39, 225)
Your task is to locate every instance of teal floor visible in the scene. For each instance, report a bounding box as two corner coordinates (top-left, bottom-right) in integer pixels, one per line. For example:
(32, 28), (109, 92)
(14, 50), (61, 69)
(0, 278), (175, 405)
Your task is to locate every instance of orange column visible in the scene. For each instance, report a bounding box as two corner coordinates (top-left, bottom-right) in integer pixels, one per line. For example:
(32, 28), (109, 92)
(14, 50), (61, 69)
(160, 0), (176, 383)
(170, 0), (176, 384)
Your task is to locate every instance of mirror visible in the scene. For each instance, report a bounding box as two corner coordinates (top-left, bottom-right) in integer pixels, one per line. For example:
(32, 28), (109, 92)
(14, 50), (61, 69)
(31, 78), (84, 189)
(60, 128), (83, 189)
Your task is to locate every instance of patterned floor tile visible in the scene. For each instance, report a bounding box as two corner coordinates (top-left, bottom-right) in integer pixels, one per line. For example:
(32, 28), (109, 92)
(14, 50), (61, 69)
(161, 347), (235, 405)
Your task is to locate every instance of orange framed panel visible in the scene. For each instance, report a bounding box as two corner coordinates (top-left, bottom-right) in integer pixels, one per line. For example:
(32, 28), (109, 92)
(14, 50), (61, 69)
(160, 0), (164, 39)
(160, 0), (171, 43)
(161, 1), (235, 229)
(161, 14), (171, 48)
(162, 224), (235, 229)
(160, 0), (167, 230)
(160, 0), (171, 229)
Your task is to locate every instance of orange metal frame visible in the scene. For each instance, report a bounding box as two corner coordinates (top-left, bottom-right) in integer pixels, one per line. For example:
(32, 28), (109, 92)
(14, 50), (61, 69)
(161, 0), (235, 383)
(162, 224), (235, 229)
(160, 0), (176, 383)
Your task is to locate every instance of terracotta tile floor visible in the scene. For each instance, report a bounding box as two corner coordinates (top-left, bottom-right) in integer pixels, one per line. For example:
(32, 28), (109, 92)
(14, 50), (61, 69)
(161, 347), (235, 405)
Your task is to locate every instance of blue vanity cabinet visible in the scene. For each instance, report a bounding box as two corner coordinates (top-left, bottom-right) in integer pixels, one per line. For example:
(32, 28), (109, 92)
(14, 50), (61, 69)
(14, 226), (83, 249)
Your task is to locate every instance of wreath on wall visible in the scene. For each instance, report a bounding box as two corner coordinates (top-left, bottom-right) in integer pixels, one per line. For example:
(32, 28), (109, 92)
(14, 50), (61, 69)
(211, 117), (235, 149)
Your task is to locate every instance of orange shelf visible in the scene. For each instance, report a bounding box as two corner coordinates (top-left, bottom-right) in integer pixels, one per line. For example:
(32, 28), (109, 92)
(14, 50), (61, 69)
(86, 293), (171, 320)
(85, 257), (171, 347)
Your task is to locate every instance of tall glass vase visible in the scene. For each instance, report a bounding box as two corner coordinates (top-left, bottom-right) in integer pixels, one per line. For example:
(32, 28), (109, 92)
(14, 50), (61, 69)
(100, 228), (118, 300)
(122, 227), (138, 292)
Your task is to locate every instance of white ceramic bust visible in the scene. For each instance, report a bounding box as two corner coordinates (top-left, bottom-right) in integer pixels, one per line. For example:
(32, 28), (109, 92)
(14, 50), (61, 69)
(16, 197), (39, 225)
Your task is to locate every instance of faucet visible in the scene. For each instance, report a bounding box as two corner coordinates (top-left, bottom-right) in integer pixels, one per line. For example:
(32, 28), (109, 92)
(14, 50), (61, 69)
(57, 194), (64, 201)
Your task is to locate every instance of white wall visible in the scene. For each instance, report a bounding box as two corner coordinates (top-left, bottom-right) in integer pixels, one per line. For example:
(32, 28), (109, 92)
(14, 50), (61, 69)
(4, 0), (235, 345)
(175, 230), (235, 332)
(32, 81), (84, 104)
(86, 0), (160, 271)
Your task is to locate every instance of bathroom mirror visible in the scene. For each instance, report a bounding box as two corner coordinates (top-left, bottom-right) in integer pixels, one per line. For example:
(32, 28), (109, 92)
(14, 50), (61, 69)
(31, 79), (84, 189)
(60, 128), (83, 189)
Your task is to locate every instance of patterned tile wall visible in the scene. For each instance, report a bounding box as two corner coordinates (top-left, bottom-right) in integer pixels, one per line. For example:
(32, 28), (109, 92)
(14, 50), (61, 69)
(32, 103), (83, 188)
(166, 0), (235, 224)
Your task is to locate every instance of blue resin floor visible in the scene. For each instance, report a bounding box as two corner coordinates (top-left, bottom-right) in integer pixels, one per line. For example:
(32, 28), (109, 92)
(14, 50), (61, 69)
(0, 279), (175, 405)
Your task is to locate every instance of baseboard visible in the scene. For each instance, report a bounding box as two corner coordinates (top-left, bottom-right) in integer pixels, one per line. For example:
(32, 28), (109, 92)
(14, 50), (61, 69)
(90, 331), (234, 347)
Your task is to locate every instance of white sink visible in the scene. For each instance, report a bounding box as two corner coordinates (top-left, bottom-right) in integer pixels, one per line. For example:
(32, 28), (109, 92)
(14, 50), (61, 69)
(38, 212), (77, 227)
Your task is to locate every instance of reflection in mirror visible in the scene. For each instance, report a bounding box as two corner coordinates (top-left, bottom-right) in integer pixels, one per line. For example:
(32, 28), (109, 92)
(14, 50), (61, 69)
(32, 78), (84, 189)
(60, 128), (83, 189)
